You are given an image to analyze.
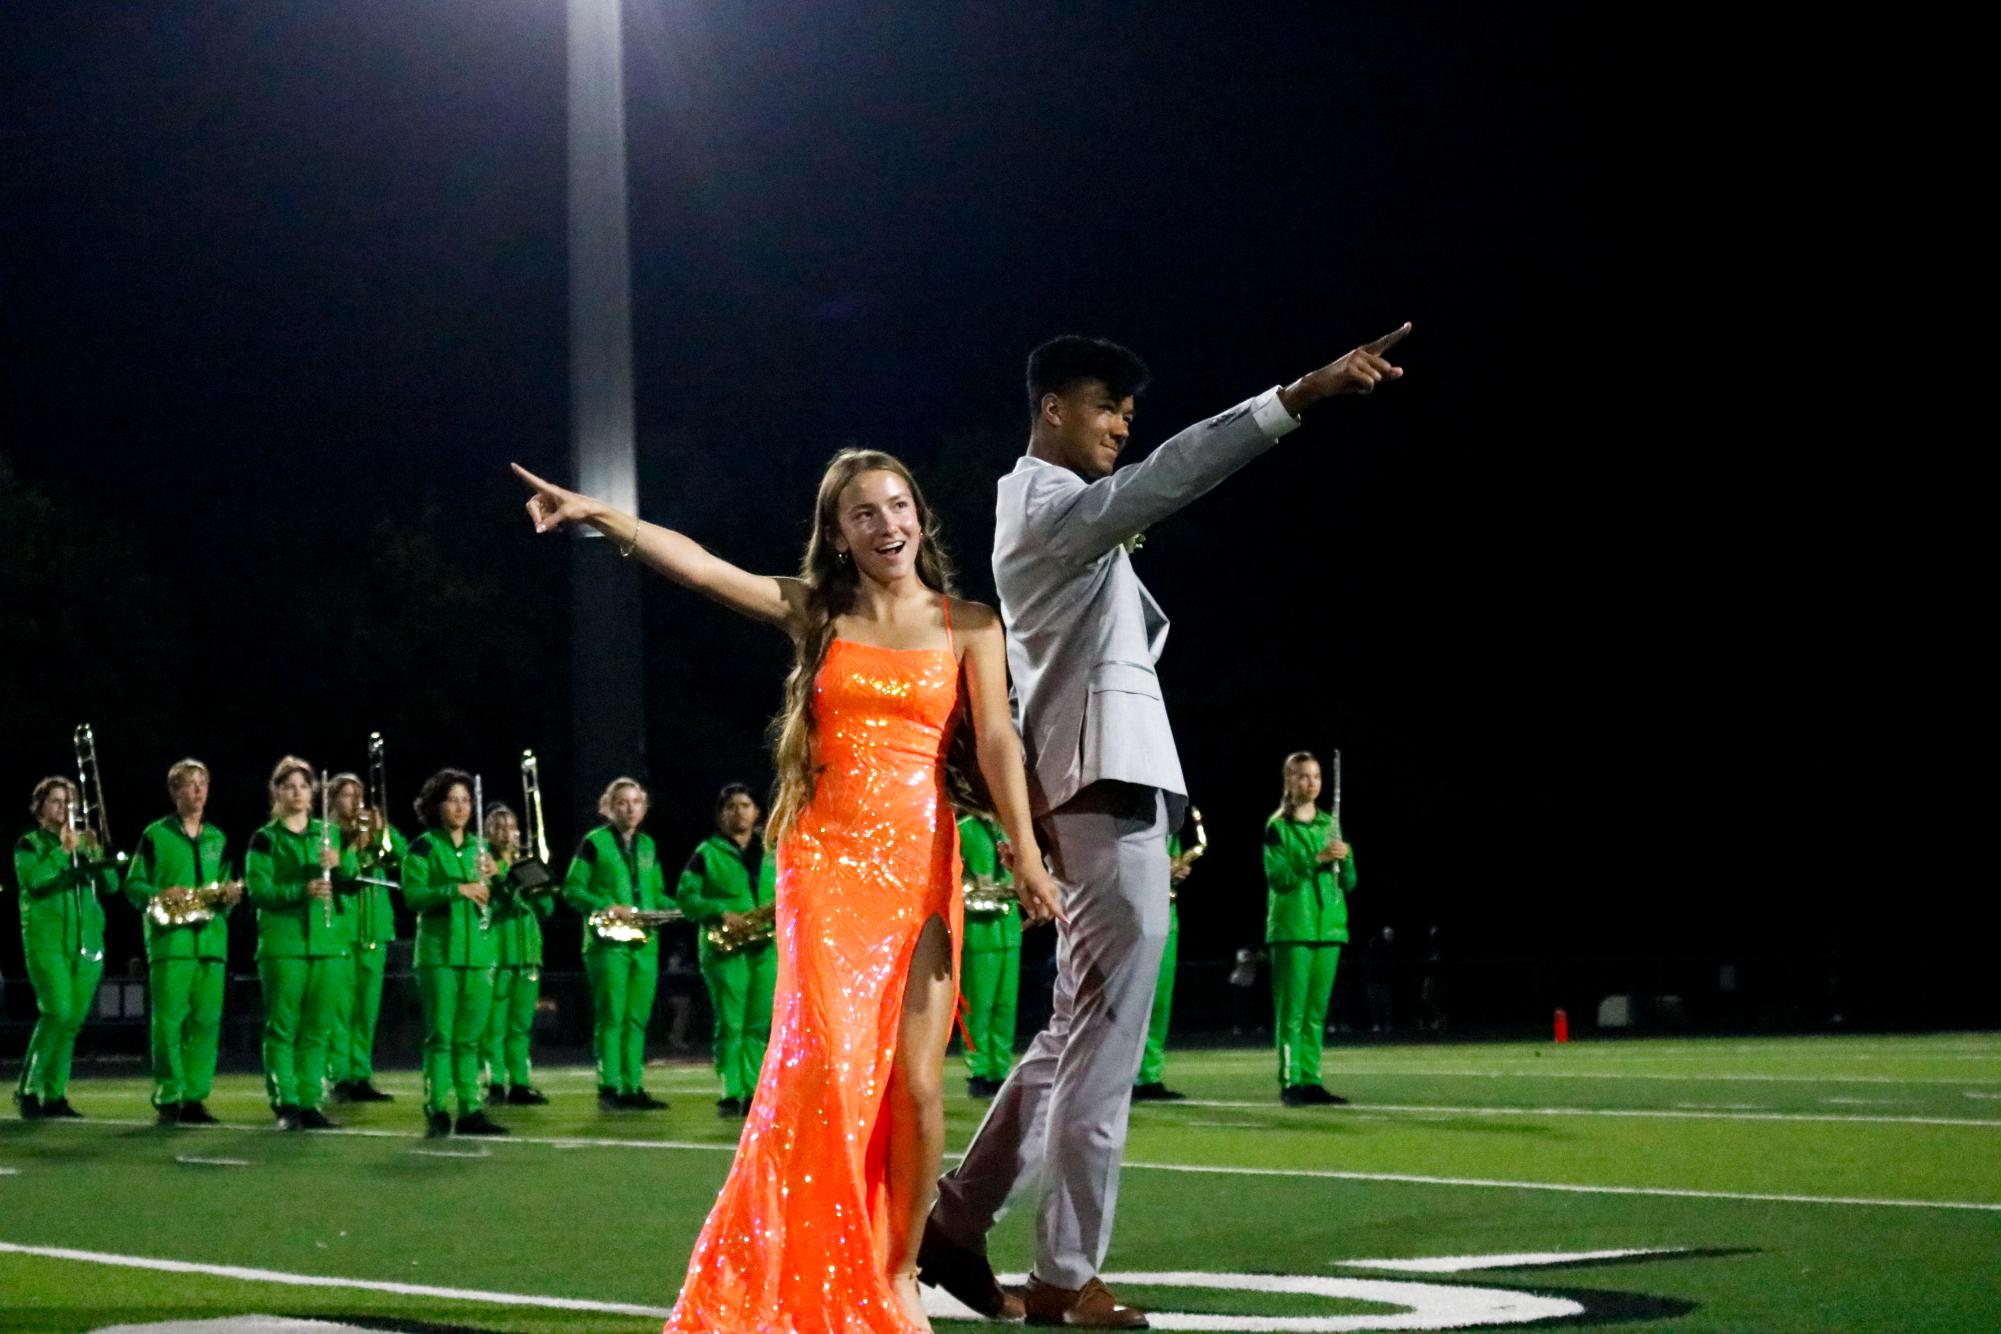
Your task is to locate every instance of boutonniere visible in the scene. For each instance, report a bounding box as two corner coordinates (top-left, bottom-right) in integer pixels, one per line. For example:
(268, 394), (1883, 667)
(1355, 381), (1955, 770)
(1122, 532), (1147, 554)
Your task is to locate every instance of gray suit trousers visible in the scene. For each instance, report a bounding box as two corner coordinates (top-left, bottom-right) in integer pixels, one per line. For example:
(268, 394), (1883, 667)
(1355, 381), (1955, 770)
(935, 781), (1173, 1287)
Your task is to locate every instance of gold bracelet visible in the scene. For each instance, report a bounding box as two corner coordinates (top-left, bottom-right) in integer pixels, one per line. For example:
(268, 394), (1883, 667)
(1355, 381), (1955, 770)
(617, 515), (639, 558)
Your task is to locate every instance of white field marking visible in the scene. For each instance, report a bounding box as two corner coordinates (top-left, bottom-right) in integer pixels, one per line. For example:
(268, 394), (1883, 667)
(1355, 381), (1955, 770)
(0, 1167), (18, 1176)
(1967, 1092), (2001, 1100)
(38, 1118), (738, 1154)
(30, 1117), (1999, 1213)
(1341, 1248), (1685, 1273)
(1122, 1161), (2001, 1213)
(406, 1148), (490, 1159)
(0, 1241), (674, 1319)
(173, 1156), (253, 1168)
(1822, 1097), (1911, 1105)
(1297, 1068), (2001, 1086)
(1672, 1102), (1764, 1110)
(1189, 1120), (1270, 1129)
(1166, 1098), (2001, 1129)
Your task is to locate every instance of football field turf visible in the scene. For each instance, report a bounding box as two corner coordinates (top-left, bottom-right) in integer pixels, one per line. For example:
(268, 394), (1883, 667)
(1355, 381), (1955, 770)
(3, 1034), (1997, 1332)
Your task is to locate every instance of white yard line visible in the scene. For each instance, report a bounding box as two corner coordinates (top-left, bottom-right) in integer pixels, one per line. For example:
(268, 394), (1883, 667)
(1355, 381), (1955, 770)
(1340, 1247), (1685, 1273)
(173, 1156), (253, 1167)
(1163, 1099), (2000, 1129)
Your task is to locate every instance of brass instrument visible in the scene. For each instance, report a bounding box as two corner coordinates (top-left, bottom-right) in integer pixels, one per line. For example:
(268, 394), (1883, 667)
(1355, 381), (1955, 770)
(704, 902), (776, 954)
(507, 750), (555, 894)
(1168, 805), (1208, 901)
(71, 723), (125, 869)
(363, 732), (394, 866)
(964, 876), (1015, 914)
(590, 905), (685, 943)
(148, 879), (242, 928)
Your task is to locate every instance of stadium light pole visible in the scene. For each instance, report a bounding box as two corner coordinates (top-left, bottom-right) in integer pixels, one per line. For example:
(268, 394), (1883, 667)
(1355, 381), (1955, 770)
(567, 0), (646, 828)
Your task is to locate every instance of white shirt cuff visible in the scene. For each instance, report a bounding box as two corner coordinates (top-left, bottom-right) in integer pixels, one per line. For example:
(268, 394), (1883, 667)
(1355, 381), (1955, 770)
(1251, 385), (1301, 439)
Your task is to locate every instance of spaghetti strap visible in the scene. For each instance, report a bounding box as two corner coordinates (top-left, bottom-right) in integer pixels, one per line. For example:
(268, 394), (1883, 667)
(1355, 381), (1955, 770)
(941, 594), (956, 658)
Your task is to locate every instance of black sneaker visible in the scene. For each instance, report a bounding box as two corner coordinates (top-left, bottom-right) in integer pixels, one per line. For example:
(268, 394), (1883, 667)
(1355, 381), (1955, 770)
(15, 1092), (44, 1120)
(40, 1096), (82, 1118)
(716, 1096), (743, 1118)
(507, 1086), (550, 1106)
(425, 1111), (452, 1138)
(298, 1107), (340, 1131)
(327, 1080), (355, 1104)
(1280, 1085), (1313, 1107)
(1309, 1087), (1351, 1106)
(178, 1101), (219, 1125)
(349, 1081), (394, 1103)
(965, 1076), (995, 1099)
(1131, 1082), (1186, 1102)
(155, 1101), (183, 1126)
(275, 1105), (304, 1132)
(620, 1090), (668, 1111)
(598, 1086), (624, 1111)
(454, 1110), (509, 1136)
(485, 1085), (507, 1107)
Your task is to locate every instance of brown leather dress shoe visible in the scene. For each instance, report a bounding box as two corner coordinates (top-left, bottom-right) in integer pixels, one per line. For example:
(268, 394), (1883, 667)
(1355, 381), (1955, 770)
(1021, 1275), (1148, 1329)
(917, 1217), (1025, 1322)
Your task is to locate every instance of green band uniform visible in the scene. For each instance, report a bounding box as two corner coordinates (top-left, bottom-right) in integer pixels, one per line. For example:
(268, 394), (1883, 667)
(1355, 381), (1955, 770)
(672, 831), (777, 1104)
(956, 814), (1020, 1084)
(124, 815), (234, 1108)
(1136, 832), (1183, 1087)
(484, 853), (555, 1093)
(1263, 809), (1356, 1091)
(245, 817), (360, 1112)
(12, 829), (119, 1104)
(402, 828), (498, 1117)
(564, 825), (674, 1098)
(328, 822), (406, 1086)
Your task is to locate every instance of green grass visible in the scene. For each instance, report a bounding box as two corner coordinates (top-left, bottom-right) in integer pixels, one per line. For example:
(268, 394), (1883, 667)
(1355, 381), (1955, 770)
(3, 1034), (1998, 1332)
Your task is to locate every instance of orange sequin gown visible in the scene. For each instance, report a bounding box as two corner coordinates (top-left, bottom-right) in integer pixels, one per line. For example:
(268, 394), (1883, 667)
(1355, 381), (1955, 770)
(665, 634), (963, 1334)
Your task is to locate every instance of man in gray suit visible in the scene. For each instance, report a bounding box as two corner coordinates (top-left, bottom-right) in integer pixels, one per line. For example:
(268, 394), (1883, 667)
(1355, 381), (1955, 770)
(922, 325), (1409, 1327)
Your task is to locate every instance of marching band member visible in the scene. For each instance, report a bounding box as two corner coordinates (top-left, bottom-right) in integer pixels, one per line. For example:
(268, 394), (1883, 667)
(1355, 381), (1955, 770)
(12, 778), (119, 1119)
(1263, 751), (1357, 1106)
(326, 772), (403, 1103)
(955, 808), (1019, 1099)
(562, 776), (673, 1111)
(124, 759), (238, 1126)
(402, 768), (507, 1137)
(674, 782), (778, 1118)
(482, 803), (553, 1106)
(1132, 828), (1196, 1101)
(245, 757), (358, 1131)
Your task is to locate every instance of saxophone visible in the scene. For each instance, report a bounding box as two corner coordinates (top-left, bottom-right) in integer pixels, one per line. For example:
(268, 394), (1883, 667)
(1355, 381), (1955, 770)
(589, 905), (685, 944)
(704, 902), (776, 954)
(963, 876), (1015, 915)
(148, 880), (242, 928)
(1168, 806), (1208, 902)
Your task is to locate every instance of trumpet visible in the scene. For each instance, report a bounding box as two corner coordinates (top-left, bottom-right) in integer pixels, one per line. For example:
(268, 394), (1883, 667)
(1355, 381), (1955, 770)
(964, 876), (1015, 914)
(705, 902), (776, 954)
(71, 723), (125, 869)
(590, 905), (685, 943)
(507, 750), (556, 894)
(149, 879), (243, 928)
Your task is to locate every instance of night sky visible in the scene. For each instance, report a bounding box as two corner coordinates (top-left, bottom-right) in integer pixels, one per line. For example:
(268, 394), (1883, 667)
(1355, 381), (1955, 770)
(2, 5), (1968, 1026)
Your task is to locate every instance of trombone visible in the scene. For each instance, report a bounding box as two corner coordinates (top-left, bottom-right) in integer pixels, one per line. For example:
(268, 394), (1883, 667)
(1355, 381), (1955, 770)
(71, 723), (125, 870)
(505, 750), (556, 895)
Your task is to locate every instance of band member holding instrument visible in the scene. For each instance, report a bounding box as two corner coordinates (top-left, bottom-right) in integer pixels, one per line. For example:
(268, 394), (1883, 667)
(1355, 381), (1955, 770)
(956, 808), (1019, 1099)
(562, 776), (672, 1112)
(674, 782), (777, 1118)
(403, 768), (507, 1137)
(124, 759), (239, 1126)
(12, 777), (120, 1119)
(1134, 815), (1204, 1102)
(1263, 751), (1356, 1106)
(325, 771), (402, 1102)
(482, 803), (553, 1106)
(245, 758), (358, 1131)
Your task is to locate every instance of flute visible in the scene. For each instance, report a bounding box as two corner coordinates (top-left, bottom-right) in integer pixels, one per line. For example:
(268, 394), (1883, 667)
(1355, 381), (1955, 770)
(1328, 749), (1344, 863)
(318, 769), (334, 929)
(474, 773), (491, 934)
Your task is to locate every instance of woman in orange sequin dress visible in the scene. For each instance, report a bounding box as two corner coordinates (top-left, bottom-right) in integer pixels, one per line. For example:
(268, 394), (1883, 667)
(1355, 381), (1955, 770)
(515, 451), (1064, 1334)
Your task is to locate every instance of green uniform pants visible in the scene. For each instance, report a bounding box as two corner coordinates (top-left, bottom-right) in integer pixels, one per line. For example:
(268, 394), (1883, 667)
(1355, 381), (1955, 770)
(329, 942), (388, 1082)
(258, 955), (349, 1111)
(959, 939), (1021, 1082)
(148, 958), (226, 1107)
(698, 943), (774, 1102)
(483, 965), (540, 1091)
(586, 945), (660, 1096)
(1136, 904), (1181, 1086)
(1272, 941), (1342, 1089)
(418, 964), (494, 1115)
(16, 948), (104, 1101)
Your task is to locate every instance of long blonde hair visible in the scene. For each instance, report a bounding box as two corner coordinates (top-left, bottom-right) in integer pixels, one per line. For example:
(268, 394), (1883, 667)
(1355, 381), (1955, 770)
(1273, 750), (1320, 823)
(766, 449), (959, 844)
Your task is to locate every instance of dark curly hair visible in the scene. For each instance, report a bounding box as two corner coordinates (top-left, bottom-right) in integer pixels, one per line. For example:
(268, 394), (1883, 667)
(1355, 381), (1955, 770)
(413, 768), (475, 831)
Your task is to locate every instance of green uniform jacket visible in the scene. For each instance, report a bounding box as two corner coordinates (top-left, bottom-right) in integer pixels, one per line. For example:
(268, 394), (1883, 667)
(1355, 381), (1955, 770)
(402, 830), (499, 969)
(347, 822), (406, 948)
(125, 816), (234, 961)
(1263, 810), (1357, 945)
(13, 828), (119, 962)
(675, 833), (776, 924)
(245, 818), (361, 960)
(491, 856), (556, 967)
(959, 815), (1016, 917)
(564, 826), (672, 954)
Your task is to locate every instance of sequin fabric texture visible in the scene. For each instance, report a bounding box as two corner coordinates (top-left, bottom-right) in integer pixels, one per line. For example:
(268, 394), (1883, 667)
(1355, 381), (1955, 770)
(666, 636), (964, 1334)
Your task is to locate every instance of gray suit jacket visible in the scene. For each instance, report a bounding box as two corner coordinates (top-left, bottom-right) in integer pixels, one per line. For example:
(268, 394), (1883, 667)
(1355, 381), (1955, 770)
(993, 387), (1301, 815)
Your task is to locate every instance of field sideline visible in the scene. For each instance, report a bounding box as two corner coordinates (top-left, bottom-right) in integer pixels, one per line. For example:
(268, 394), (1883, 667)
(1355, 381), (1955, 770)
(4, 1034), (1998, 1333)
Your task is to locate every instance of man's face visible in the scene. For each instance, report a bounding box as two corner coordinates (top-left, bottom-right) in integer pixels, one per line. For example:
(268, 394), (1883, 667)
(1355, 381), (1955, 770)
(174, 773), (209, 820)
(1044, 379), (1135, 479)
(38, 785), (72, 831)
(720, 793), (758, 837)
